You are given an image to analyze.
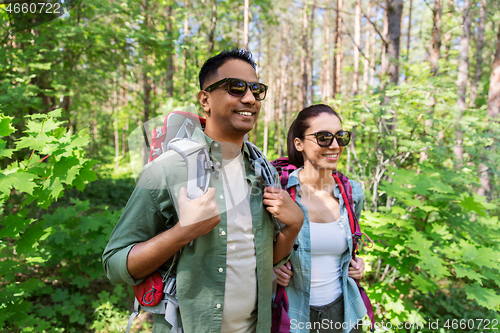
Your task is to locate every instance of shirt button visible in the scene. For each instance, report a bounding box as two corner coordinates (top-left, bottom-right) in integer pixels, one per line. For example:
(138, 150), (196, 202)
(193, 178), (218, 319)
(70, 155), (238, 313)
(216, 303), (221, 309)
(214, 143), (219, 148)
(216, 161), (221, 167)
(219, 195), (224, 200)
(221, 230), (226, 236)
(218, 267), (223, 273)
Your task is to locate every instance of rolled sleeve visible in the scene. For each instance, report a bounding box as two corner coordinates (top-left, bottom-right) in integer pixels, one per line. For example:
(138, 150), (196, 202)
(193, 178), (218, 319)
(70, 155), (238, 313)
(103, 243), (142, 285)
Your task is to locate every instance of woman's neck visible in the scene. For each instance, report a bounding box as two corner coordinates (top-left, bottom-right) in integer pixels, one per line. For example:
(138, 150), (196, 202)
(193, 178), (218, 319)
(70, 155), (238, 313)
(299, 162), (336, 192)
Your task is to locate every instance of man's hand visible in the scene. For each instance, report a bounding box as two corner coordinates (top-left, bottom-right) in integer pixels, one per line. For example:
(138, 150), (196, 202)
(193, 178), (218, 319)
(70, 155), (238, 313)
(348, 257), (365, 280)
(263, 187), (304, 230)
(176, 187), (221, 243)
(274, 261), (293, 287)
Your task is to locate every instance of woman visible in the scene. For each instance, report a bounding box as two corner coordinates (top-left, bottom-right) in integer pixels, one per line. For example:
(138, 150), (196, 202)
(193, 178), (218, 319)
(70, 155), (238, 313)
(274, 104), (367, 333)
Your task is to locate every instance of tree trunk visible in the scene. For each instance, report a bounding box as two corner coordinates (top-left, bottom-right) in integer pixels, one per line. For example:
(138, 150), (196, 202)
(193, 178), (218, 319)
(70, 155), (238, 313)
(166, 4), (174, 98)
(381, 10), (389, 76)
(301, 0), (309, 108)
(333, 0), (343, 97)
(443, 0), (454, 62)
(405, 0), (412, 80)
(208, 0), (217, 54)
(369, 5), (376, 87)
(308, 0), (316, 104)
(453, 0), (471, 164)
(470, 0), (486, 106)
(477, 22), (500, 198)
(252, 14), (262, 145)
(430, 0), (442, 75)
(243, 0), (249, 50)
(352, 0), (361, 95)
(385, 0), (403, 86)
(487, 23), (500, 119)
(322, 6), (331, 101)
(183, 0), (189, 95)
(363, 0), (371, 93)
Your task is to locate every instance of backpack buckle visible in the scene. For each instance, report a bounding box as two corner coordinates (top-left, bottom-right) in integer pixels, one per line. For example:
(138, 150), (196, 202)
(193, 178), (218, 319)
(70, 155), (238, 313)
(155, 128), (164, 138)
(152, 148), (162, 157)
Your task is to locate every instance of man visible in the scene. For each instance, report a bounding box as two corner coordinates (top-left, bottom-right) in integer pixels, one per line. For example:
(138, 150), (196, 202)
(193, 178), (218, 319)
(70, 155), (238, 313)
(102, 49), (304, 333)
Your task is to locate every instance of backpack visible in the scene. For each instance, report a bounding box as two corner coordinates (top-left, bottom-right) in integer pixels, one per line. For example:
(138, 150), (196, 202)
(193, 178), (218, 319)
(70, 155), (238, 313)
(270, 157), (375, 332)
(126, 111), (279, 333)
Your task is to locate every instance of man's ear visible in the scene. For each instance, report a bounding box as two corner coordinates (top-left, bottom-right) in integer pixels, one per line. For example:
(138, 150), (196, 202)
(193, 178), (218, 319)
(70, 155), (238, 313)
(294, 137), (304, 152)
(198, 90), (210, 114)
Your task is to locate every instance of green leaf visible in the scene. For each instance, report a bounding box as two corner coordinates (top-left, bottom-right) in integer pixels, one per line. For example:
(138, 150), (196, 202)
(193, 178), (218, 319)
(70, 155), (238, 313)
(0, 115), (15, 137)
(464, 283), (500, 310)
(458, 193), (486, 217)
(0, 171), (37, 196)
(416, 251), (450, 278)
(453, 264), (484, 284)
(429, 181), (454, 194)
(430, 224), (453, 240)
(15, 220), (46, 254)
(412, 274), (437, 293)
(28, 62), (52, 70)
(16, 134), (51, 151)
(51, 289), (69, 303)
(0, 212), (30, 238)
(0, 140), (15, 158)
(48, 108), (62, 118)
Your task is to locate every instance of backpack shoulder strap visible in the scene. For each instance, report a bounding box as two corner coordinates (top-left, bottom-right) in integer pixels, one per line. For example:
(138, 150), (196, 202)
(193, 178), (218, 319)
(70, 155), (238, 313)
(331, 172), (362, 255)
(245, 141), (279, 188)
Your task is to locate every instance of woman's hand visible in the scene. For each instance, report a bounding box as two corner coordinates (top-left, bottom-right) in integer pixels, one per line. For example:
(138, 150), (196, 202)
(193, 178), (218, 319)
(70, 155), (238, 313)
(348, 257), (365, 280)
(274, 261), (293, 287)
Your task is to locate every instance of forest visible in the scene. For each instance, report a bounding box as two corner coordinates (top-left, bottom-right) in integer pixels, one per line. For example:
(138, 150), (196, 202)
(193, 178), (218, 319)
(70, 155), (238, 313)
(1, 0), (500, 331)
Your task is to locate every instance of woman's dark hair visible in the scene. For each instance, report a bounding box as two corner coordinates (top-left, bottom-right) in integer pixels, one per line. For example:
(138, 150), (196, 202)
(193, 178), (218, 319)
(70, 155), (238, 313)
(199, 48), (256, 90)
(287, 104), (342, 167)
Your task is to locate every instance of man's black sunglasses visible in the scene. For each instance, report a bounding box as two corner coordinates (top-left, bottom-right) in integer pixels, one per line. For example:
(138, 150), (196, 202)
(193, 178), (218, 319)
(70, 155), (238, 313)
(204, 78), (268, 101)
(305, 130), (351, 147)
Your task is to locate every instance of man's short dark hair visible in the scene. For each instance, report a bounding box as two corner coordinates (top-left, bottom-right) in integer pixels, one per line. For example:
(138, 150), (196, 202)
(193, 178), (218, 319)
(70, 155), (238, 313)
(199, 48), (257, 90)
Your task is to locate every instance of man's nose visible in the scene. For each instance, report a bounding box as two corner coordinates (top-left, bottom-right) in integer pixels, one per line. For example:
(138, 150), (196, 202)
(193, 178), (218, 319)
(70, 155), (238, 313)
(240, 86), (256, 104)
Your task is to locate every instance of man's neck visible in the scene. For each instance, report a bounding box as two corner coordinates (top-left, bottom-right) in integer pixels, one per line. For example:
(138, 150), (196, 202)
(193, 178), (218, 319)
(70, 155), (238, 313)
(204, 128), (245, 150)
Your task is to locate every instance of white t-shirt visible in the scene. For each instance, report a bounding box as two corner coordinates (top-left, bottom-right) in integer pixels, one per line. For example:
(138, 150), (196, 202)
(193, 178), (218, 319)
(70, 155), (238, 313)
(220, 152), (258, 333)
(309, 219), (348, 306)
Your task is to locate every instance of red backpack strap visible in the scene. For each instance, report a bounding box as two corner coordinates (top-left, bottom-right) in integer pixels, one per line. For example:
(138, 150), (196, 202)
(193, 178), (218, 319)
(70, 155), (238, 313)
(332, 173), (359, 255)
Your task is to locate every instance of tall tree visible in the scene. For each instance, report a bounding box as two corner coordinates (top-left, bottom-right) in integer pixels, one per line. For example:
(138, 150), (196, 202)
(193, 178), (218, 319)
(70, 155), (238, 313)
(165, 2), (174, 98)
(381, 9), (389, 76)
(383, 0), (403, 86)
(322, 6), (332, 101)
(243, 0), (250, 50)
(430, 0), (443, 75)
(453, 0), (471, 163)
(487, 23), (500, 119)
(477, 22), (500, 198)
(369, 4), (376, 87)
(308, 0), (316, 104)
(363, 0), (372, 93)
(208, 0), (218, 54)
(301, 0), (309, 108)
(352, 0), (361, 95)
(333, 0), (344, 97)
(470, 0), (487, 106)
(405, 0), (412, 77)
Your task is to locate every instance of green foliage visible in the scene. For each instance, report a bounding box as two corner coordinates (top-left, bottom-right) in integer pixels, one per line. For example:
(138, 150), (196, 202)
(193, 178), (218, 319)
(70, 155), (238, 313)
(336, 66), (500, 331)
(0, 111), (134, 332)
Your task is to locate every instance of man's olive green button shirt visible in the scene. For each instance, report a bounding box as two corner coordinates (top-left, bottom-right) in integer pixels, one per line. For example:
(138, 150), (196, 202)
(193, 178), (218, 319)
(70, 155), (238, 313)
(103, 127), (285, 333)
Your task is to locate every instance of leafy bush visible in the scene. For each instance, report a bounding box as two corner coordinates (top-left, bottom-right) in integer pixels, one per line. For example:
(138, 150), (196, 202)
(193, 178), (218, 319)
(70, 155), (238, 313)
(338, 72), (500, 331)
(0, 111), (133, 332)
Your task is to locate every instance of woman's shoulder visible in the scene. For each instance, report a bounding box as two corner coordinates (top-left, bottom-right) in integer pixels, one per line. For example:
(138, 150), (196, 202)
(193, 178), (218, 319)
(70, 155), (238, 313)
(347, 178), (364, 200)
